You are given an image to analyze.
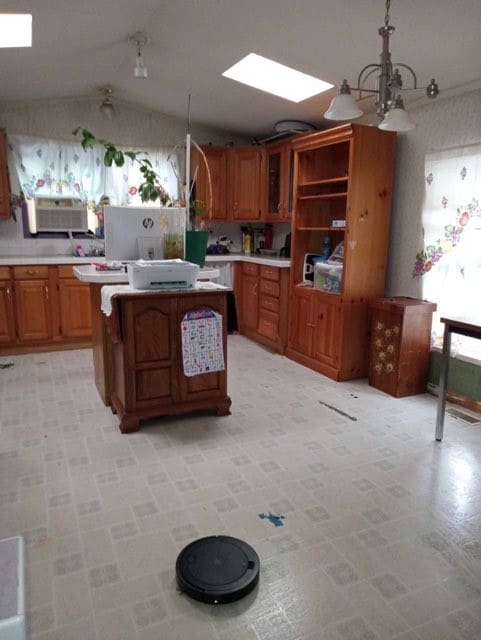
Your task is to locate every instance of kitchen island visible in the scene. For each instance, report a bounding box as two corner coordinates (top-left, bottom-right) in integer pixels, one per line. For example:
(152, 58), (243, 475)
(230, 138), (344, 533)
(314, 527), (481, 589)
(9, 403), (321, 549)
(74, 265), (231, 433)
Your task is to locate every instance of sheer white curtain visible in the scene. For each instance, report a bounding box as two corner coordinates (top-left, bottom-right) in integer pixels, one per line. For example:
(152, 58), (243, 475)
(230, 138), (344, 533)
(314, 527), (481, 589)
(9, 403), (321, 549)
(413, 144), (481, 359)
(8, 134), (182, 207)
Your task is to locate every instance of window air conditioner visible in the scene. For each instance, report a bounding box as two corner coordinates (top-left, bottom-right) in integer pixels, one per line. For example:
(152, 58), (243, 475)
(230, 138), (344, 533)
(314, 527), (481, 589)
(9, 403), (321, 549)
(27, 196), (89, 234)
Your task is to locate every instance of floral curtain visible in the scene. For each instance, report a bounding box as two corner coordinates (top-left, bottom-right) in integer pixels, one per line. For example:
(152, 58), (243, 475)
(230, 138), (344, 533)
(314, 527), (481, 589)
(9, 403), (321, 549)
(413, 144), (481, 357)
(8, 134), (182, 208)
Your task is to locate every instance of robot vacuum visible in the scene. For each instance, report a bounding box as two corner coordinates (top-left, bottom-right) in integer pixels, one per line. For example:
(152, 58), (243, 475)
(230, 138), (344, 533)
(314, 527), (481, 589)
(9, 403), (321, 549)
(176, 535), (260, 604)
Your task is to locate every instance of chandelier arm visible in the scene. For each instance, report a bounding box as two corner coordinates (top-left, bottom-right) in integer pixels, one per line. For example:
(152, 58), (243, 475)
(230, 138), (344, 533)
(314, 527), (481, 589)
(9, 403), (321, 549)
(357, 63), (381, 89)
(391, 63), (418, 88)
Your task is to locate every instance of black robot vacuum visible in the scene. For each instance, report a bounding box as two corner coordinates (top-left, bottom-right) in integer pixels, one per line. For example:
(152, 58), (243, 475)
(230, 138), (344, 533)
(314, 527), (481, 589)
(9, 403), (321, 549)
(176, 535), (260, 604)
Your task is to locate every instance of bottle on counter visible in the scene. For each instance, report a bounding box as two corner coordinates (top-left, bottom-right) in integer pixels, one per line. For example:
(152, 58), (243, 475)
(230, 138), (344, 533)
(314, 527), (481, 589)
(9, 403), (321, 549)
(241, 226), (252, 255)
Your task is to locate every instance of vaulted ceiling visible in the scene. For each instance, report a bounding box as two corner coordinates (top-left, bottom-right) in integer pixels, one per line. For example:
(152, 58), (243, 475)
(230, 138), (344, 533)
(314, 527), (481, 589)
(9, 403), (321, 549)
(1, 0), (481, 138)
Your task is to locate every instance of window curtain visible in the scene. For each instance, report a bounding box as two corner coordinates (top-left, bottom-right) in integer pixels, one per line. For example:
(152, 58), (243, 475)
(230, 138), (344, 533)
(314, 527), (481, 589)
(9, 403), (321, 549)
(413, 144), (481, 358)
(8, 134), (182, 208)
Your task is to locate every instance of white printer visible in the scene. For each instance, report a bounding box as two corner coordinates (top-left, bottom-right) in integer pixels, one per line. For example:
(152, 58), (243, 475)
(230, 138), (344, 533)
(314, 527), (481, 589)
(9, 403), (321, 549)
(127, 259), (199, 290)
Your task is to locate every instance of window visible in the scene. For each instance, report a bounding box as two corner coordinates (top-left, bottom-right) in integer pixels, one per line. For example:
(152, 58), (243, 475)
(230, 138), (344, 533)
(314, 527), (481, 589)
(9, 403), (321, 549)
(413, 144), (481, 362)
(8, 133), (181, 215)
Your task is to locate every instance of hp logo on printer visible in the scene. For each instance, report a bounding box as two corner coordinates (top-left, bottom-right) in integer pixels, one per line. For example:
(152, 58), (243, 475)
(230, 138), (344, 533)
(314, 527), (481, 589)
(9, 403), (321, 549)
(142, 217), (154, 229)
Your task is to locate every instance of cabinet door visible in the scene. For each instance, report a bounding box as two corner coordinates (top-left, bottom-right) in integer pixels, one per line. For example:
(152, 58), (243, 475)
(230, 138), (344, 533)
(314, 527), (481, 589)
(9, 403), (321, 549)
(59, 279), (92, 338)
(0, 129), (10, 220)
(15, 279), (52, 341)
(265, 140), (294, 221)
(229, 148), (264, 220)
(266, 143), (283, 221)
(311, 297), (342, 368)
(288, 288), (313, 356)
(178, 294), (228, 403)
(240, 274), (259, 332)
(123, 297), (179, 408)
(0, 281), (16, 343)
(196, 147), (228, 221)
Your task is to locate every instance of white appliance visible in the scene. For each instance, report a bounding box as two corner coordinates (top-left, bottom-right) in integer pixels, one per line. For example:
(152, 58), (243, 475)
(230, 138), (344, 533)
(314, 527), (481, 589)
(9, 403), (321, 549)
(104, 206), (186, 261)
(27, 196), (88, 234)
(127, 259), (199, 290)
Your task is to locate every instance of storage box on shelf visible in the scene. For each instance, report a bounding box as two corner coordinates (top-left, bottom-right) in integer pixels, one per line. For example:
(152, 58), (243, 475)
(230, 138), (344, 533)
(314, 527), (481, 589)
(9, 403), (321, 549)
(286, 123), (397, 381)
(235, 261), (290, 354)
(0, 264), (92, 355)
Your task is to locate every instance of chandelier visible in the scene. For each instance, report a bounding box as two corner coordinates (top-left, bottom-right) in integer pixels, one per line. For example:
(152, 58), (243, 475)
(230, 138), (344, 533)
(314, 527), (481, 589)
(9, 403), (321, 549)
(98, 86), (114, 119)
(324, 0), (439, 132)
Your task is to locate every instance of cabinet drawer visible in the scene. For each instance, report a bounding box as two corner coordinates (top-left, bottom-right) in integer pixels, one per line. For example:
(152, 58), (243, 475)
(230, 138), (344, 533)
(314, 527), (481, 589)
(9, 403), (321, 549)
(13, 266), (49, 280)
(58, 265), (76, 278)
(259, 278), (280, 298)
(260, 294), (280, 314)
(258, 309), (279, 340)
(259, 265), (279, 281)
(0, 266), (10, 280)
(241, 262), (259, 276)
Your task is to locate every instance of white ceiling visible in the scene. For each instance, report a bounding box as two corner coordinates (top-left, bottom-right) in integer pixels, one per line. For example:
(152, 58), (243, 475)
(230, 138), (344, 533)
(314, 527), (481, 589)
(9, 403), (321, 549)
(1, 0), (481, 139)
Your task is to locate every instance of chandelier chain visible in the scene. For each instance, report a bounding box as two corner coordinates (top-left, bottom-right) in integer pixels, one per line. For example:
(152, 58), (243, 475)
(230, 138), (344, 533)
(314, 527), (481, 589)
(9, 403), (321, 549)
(384, 0), (391, 27)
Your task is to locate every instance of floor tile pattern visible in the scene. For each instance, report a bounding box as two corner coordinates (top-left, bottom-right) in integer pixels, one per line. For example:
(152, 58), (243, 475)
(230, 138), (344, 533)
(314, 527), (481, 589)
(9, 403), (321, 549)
(1, 335), (481, 639)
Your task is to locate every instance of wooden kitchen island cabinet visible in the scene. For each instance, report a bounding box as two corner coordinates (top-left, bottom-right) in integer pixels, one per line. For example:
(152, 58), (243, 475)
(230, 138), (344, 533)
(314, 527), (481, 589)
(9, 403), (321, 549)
(107, 289), (231, 433)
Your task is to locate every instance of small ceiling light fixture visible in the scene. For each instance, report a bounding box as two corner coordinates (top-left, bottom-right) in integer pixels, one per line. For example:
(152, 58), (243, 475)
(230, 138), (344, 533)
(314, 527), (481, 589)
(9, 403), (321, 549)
(324, 0), (439, 132)
(129, 31), (149, 79)
(0, 13), (32, 47)
(99, 86), (115, 119)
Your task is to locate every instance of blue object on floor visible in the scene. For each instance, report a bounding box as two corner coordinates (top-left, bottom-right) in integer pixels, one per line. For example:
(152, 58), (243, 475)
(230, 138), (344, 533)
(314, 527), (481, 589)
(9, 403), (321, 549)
(258, 512), (285, 527)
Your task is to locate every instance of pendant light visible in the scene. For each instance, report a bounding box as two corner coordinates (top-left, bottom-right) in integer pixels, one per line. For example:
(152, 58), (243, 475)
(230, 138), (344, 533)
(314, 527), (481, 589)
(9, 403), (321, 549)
(324, 0), (439, 132)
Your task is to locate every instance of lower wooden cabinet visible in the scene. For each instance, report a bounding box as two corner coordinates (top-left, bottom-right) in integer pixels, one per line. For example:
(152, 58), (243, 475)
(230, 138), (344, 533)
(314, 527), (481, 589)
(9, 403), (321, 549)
(58, 266), (92, 338)
(13, 266), (53, 342)
(236, 262), (290, 353)
(287, 287), (343, 379)
(0, 264), (92, 354)
(108, 290), (232, 432)
(0, 269), (16, 344)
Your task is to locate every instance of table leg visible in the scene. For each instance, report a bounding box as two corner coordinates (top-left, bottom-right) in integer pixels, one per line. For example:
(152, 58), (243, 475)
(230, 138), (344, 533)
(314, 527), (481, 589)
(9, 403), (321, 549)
(435, 325), (451, 441)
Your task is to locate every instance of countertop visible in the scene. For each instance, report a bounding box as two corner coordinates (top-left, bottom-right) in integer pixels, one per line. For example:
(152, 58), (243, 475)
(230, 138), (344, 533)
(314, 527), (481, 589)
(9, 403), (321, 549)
(0, 253), (291, 268)
(74, 264), (221, 284)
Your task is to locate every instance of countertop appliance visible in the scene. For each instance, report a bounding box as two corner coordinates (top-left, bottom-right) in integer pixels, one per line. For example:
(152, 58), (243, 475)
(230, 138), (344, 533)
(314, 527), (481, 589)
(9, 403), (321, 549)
(279, 232), (291, 258)
(127, 259), (199, 290)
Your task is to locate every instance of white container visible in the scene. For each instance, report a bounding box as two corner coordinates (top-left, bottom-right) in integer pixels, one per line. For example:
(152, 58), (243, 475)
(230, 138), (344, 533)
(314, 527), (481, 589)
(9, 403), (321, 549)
(313, 261), (343, 293)
(0, 536), (26, 640)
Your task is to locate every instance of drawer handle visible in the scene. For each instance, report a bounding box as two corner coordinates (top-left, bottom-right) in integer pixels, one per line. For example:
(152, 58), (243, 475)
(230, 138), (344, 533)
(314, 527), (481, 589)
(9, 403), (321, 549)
(6, 286), (11, 298)
(45, 284), (49, 300)
(26, 269), (38, 276)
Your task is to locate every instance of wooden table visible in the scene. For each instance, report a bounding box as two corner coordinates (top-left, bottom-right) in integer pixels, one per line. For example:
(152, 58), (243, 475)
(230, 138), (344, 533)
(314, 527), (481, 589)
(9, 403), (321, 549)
(435, 315), (481, 441)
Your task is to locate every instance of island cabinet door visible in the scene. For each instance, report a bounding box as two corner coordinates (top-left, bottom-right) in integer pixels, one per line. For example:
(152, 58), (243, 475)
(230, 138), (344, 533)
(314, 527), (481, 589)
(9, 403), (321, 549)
(177, 293), (228, 403)
(122, 297), (180, 410)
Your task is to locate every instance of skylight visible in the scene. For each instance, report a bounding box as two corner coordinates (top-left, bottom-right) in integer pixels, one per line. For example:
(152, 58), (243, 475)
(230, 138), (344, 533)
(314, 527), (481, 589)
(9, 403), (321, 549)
(222, 53), (333, 103)
(0, 14), (32, 47)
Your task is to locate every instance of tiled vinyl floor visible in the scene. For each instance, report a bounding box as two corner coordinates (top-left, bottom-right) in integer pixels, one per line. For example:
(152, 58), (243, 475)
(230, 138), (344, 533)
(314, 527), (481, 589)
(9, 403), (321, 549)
(1, 335), (481, 640)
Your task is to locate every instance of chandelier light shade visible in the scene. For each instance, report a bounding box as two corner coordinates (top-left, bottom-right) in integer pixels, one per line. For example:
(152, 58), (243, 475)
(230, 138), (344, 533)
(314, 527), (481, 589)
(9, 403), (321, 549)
(323, 0), (439, 132)
(130, 31), (149, 79)
(99, 86), (114, 119)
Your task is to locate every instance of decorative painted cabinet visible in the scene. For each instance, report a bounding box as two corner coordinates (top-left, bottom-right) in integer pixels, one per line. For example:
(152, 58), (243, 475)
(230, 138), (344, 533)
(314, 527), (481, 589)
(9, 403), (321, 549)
(369, 297), (437, 397)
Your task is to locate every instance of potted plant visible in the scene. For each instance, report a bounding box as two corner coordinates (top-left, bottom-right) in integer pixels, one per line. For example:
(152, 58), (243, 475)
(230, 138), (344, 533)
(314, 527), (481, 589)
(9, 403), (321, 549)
(72, 127), (212, 265)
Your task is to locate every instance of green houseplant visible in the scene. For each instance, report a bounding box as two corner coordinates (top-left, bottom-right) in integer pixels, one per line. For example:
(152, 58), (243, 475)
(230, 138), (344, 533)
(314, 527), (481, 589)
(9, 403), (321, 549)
(73, 127), (211, 265)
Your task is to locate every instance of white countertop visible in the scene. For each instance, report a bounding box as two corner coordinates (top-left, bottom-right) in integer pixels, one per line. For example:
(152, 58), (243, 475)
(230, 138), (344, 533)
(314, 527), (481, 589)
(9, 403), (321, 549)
(0, 255), (104, 265)
(74, 264), (221, 284)
(0, 254), (291, 268)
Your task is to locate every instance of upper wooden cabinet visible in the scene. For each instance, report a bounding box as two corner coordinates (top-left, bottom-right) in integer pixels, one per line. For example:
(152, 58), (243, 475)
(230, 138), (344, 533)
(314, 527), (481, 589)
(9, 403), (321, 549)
(193, 146), (228, 221)
(287, 123), (397, 381)
(265, 138), (294, 221)
(228, 147), (264, 221)
(193, 145), (264, 222)
(0, 129), (11, 220)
